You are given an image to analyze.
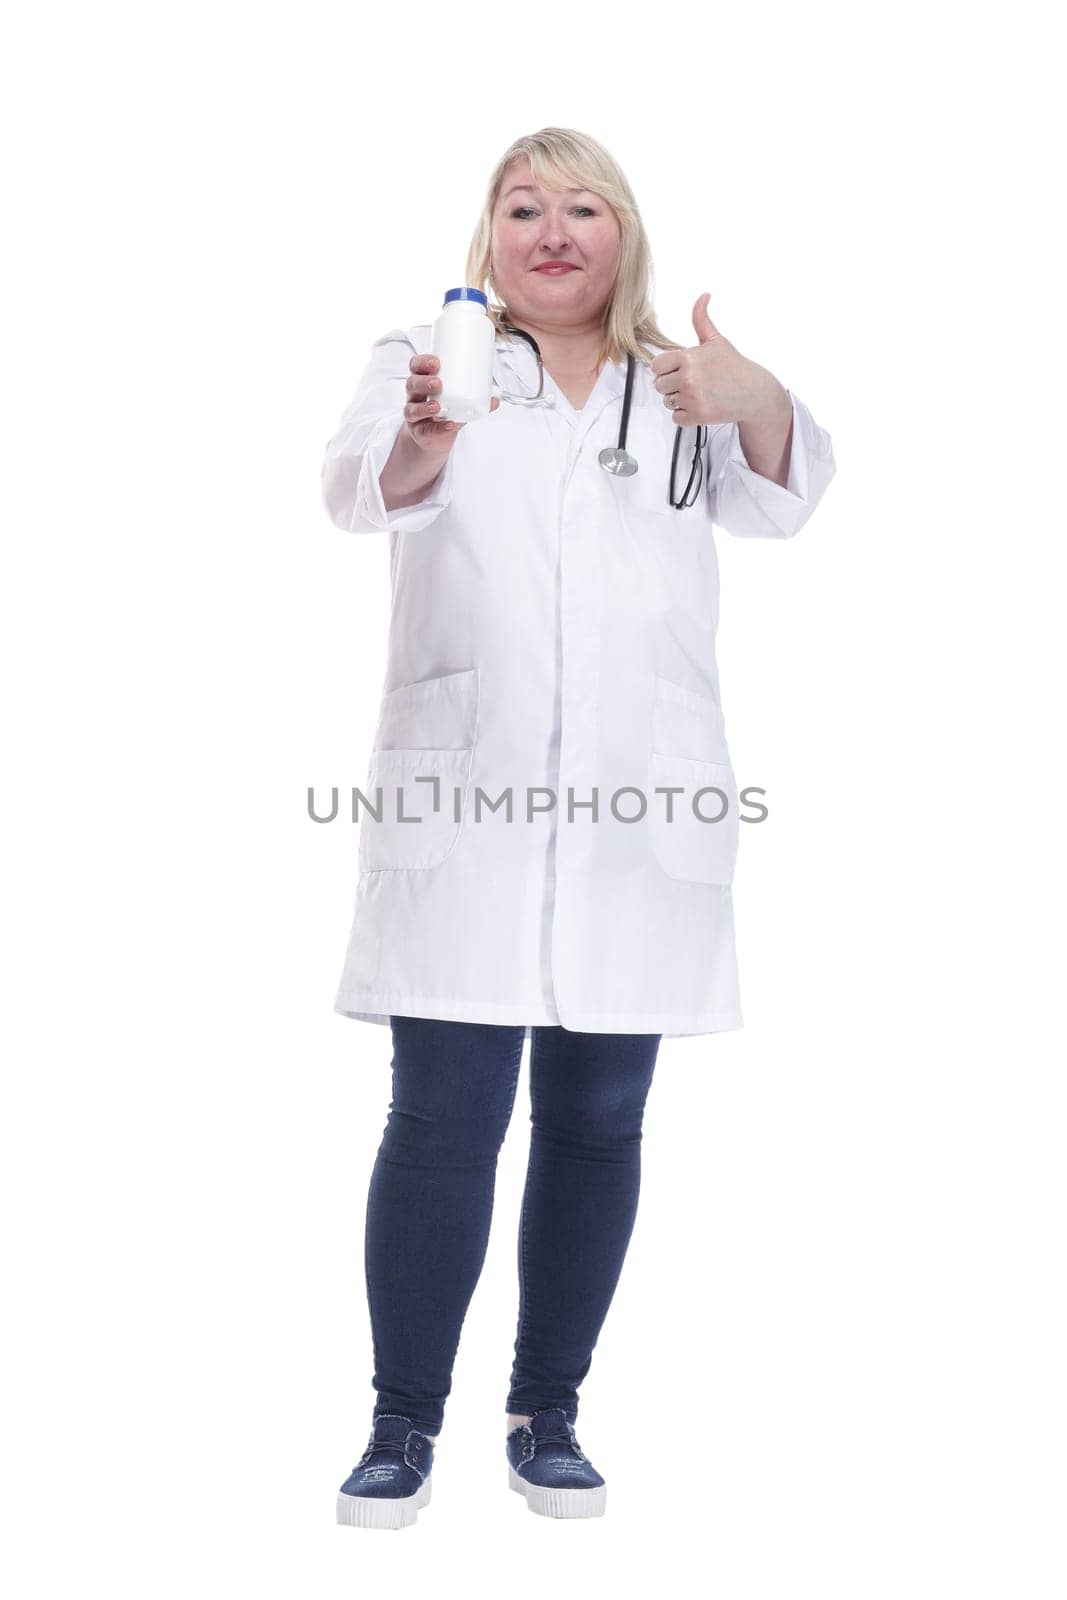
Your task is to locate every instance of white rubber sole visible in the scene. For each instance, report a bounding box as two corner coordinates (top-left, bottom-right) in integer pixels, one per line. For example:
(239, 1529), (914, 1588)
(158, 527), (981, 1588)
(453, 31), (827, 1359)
(508, 1462), (607, 1519)
(337, 1474), (432, 1530)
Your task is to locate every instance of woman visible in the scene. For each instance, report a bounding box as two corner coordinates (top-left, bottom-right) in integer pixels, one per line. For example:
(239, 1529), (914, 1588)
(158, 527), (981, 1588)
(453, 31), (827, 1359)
(322, 127), (836, 1528)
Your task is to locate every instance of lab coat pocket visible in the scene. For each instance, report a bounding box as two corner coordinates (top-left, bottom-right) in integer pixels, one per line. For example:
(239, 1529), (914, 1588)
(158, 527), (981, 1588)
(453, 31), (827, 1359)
(647, 753), (739, 886)
(359, 667), (479, 871)
(359, 747), (473, 871)
(648, 676), (737, 884)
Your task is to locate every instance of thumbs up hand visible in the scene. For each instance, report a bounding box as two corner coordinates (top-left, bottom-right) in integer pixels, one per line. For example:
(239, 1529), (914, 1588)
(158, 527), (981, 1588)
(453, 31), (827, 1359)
(649, 292), (791, 428)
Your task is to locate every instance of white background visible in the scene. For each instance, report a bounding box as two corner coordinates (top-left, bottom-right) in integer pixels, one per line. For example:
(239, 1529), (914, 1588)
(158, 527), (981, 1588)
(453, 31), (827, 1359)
(3, 1), (1064, 1593)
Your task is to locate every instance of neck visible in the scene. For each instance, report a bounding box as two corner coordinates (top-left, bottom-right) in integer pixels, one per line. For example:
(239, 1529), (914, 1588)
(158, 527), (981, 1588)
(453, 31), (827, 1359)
(504, 315), (607, 373)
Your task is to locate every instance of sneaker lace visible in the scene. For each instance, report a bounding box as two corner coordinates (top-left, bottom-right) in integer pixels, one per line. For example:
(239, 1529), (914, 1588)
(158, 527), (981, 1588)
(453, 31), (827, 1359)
(358, 1436), (414, 1468)
(530, 1427), (585, 1459)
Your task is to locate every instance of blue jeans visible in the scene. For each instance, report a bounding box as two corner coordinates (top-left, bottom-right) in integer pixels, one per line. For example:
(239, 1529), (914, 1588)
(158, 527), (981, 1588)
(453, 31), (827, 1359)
(363, 1016), (661, 1437)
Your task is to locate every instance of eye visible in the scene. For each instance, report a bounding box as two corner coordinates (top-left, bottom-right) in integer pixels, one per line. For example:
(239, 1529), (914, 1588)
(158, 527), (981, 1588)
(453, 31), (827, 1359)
(509, 205), (597, 219)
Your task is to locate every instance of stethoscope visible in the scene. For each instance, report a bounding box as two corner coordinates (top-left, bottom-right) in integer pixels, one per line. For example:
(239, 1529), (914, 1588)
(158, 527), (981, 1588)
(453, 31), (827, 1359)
(494, 323), (707, 510)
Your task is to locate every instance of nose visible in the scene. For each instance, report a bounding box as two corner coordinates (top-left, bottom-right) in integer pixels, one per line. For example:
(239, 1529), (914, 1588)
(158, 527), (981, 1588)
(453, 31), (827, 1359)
(537, 223), (573, 254)
(536, 243), (574, 269)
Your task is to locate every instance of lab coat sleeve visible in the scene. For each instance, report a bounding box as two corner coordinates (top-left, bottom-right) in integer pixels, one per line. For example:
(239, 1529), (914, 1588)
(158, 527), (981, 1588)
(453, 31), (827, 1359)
(321, 327), (457, 535)
(705, 389), (835, 538)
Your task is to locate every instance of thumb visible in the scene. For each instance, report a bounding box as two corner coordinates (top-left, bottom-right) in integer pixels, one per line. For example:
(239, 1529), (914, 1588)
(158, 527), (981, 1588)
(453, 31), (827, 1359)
(692, 291), (720, 344)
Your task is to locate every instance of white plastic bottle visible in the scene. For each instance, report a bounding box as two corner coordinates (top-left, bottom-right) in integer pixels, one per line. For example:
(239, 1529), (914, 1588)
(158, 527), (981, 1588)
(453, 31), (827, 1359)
(431, 287), (494, 424)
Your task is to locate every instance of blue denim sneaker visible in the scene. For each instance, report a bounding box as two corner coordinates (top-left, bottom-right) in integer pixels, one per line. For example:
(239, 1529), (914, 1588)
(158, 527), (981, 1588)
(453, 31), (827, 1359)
(506, 1406), (607, 1518)
(336, 1413), (435, 1529)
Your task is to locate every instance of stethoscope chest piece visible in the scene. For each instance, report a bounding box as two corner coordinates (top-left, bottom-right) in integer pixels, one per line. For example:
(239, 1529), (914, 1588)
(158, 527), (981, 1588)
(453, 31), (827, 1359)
(598, 446), (638, 476)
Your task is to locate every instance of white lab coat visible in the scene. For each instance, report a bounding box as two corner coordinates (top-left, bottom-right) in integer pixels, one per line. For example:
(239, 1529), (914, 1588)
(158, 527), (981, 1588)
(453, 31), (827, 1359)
(322, 323), (835, 1037)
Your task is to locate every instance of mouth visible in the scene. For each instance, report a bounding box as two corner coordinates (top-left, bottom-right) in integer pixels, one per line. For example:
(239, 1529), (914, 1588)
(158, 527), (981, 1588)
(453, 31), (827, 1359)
(533, 263), (579, 275)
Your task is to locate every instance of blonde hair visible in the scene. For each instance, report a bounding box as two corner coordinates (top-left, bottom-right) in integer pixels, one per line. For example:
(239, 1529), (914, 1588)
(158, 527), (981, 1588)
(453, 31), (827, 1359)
(463, 127), (684, 370)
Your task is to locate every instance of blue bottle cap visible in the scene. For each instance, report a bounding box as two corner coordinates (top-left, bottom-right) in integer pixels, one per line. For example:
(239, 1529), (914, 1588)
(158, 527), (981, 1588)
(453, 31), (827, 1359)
(443, 287), (488, 308)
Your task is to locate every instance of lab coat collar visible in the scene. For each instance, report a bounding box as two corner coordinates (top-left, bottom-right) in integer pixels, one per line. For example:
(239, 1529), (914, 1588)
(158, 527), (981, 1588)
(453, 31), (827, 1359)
(495, 330), (645, 436)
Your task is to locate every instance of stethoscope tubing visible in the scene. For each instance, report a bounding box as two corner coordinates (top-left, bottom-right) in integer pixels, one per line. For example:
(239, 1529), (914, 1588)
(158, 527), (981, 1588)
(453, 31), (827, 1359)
(499, 322), (703, 509)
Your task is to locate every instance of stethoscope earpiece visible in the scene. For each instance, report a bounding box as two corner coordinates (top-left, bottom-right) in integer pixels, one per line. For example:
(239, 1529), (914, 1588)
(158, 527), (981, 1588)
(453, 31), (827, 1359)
(492, 378), (556, 409)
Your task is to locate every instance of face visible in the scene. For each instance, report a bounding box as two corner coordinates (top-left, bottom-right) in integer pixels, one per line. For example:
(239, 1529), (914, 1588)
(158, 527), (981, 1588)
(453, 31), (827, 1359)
(490, 160), (621, 332)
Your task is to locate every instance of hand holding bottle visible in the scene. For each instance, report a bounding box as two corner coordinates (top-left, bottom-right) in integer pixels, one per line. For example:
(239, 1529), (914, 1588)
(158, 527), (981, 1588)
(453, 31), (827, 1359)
(403, 354), (500, 459)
